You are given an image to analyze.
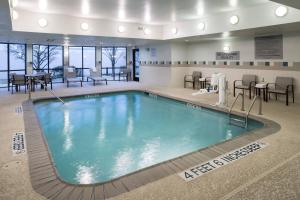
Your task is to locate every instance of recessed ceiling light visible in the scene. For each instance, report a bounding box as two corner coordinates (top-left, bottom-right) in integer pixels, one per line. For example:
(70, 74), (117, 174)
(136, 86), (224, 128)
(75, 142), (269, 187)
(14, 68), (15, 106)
(39, 0), (47, 10)
(185, 40), (189, 42)
(144, 28), (151, 35)
(81, 22), (89, 31)
(12, 10), (19, 20)
(11, 0), (18, 8)
(275, 6), (288, 17)
(230, 15), (239, 25)
(198, 22), (205, 31)
(38, 18), (48, 28)
(172, 27), (178, 35)
(118, 25), (125, 33)
(223, 46), (230, 52)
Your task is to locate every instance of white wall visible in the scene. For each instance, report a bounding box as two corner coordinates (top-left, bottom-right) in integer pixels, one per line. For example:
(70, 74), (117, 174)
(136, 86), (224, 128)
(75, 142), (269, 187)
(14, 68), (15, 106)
(139, 33), (300, 101)
(187, 33), (300, 63)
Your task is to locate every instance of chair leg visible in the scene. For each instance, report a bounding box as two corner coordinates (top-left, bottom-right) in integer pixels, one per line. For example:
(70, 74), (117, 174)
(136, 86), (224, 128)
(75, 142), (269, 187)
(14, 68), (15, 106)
(249, 88), (251, 99)
(292, 90), (295, 103)
(11, 85), (13, 94)
(51, 82), (53, 90)
(286, 92), (289, 106)
(67, 81), (69, 88)
(233, 87), (236, 97)
(275, 93), (277, 100)
(81, 81), (83, 87)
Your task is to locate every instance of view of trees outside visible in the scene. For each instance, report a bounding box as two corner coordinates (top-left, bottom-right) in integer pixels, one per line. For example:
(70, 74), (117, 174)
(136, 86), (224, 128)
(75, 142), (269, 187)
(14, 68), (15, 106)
(0, 45), (127, 88)
(102, 47), (126, 80)
(32, 45), (64, 82)
(0, 43), (26, 88)
(69, 46), (96, 77)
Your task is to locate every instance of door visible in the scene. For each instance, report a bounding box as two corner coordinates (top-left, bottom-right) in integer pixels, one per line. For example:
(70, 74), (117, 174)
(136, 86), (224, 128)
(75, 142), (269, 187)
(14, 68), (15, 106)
(133, 49), (139, 81)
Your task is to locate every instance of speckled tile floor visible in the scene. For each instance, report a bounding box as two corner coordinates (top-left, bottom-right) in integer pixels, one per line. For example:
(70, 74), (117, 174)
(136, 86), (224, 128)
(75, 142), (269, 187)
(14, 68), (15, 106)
(0, 82), (299, 200)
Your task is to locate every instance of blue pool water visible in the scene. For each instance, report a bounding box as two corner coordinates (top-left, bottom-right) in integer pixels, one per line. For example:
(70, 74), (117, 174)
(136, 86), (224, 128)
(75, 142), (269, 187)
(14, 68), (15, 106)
(34, 91), (263, 184)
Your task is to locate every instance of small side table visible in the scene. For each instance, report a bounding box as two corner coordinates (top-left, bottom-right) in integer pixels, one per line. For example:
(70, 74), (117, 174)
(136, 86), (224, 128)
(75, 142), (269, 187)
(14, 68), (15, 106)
(255, 83), (268, 102)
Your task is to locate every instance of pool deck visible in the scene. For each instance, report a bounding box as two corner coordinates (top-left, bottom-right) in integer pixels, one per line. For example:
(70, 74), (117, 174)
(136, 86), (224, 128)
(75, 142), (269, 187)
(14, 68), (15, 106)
(0, 82), (300, 200)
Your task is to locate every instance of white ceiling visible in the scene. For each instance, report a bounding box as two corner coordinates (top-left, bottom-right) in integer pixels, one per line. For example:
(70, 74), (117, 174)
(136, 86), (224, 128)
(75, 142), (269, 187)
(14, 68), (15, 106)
(16, 0), (270, 25)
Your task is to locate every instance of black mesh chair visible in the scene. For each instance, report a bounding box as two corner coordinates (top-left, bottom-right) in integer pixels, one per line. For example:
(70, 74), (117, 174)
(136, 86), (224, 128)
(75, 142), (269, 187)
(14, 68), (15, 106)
(267, 77), (294, 106)
(233, 74), (257, 99)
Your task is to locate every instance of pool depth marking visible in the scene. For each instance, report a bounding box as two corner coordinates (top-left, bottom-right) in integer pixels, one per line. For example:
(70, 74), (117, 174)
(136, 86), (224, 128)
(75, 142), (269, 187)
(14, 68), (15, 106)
(178, 141), (269, 182)
(12, 132), (26, 155)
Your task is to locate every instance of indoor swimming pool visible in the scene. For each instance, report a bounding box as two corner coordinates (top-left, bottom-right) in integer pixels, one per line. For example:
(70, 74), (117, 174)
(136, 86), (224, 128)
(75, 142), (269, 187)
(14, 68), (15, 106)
(34, 91), (264, 184)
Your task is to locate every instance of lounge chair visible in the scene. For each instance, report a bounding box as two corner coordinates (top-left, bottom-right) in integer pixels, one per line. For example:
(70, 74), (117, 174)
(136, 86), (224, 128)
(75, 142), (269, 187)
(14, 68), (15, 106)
(64, 66), (83, 87)
(267, 77), (294, 106)
(87, 68), (107, 86)
(233, 74), (257, 99)
(118, 68), (131, 81)
(184, 71), (201, 89)
(11, 74), (28, 94)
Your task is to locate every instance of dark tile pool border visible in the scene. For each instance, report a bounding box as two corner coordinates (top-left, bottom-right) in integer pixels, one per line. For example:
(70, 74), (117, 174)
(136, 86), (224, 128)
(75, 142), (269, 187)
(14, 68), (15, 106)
(23, 89), (281, 200)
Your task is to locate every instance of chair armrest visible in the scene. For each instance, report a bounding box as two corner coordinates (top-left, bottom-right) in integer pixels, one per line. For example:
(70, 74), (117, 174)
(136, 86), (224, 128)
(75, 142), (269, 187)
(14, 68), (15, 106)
(266, 83), (276, 89)
(233, 80), (242, 87)
(184, 75), (192, 80)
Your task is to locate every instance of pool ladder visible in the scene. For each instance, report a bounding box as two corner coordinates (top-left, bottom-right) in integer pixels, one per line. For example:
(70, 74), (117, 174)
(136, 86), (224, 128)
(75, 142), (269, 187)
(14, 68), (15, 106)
(228, 93), (259, 128)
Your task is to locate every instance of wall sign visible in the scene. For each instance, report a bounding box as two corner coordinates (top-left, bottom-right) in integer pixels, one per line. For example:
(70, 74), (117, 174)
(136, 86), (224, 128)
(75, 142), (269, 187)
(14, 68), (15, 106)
(255, 35), (283, 59)
(178, 141), (269, 182)
(150, 48), (157, 57)
(216, 51), (240, 60)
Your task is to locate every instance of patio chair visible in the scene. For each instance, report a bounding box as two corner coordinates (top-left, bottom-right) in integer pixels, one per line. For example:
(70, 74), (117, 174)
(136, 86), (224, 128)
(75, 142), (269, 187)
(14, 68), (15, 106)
(87, 68), (107, 86)
(8, 73), (16, 91)
(184, 71), (201, 89)
(39, 73), (53, 90)
(233, 74), (257, 99)
(11, 74), (28, 94)
(119, 68), (131, 81)
(267, 77), (294, 106)
(64, 66), (83, 87)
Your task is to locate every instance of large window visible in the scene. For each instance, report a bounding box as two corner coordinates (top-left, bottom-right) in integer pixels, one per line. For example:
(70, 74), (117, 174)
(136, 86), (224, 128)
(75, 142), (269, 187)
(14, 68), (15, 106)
(101, 47), (127, 80)
(0, 43), (26, 88)
(69, 46), (96, 78)
(32, 45), (64, 82)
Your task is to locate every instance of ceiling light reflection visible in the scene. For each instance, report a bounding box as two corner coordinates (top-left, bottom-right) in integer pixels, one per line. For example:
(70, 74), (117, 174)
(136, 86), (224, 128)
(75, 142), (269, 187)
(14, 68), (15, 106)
(39, 0), (47, 10)
(82, 0), (90, 15)
(112, 148), (133, 178)
(138, 137), (160, 168)
(76, 165), (94, 184)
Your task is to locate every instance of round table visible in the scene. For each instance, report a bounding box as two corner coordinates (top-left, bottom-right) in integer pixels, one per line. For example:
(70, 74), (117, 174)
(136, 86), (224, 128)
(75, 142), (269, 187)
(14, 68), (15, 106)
(255, 83), (268, 102)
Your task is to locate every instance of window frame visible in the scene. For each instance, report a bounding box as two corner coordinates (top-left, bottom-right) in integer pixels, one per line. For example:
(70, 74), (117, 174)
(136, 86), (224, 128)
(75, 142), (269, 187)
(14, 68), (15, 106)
(0, 42), (27, 89)
(68, 46), (96, 79)
(101, 46), (127, 81)
(32, 44), (64, 83)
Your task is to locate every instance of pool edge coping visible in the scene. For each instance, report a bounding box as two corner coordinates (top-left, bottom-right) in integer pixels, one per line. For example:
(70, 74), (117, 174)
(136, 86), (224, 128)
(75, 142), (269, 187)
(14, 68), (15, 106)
(22, 89), (281, 200)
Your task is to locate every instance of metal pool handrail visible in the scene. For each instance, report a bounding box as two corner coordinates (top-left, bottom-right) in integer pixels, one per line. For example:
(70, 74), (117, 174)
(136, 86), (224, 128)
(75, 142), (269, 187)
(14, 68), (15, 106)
(28, 79), (65, 104)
